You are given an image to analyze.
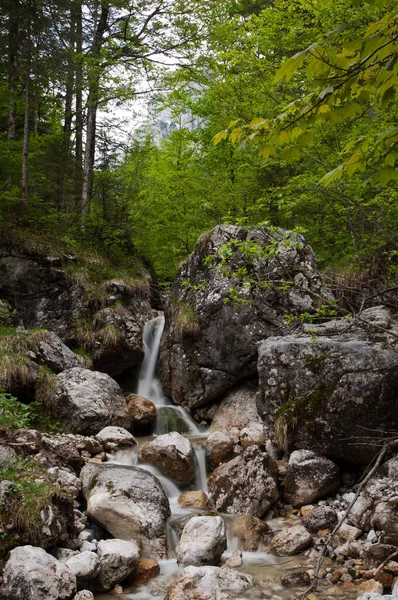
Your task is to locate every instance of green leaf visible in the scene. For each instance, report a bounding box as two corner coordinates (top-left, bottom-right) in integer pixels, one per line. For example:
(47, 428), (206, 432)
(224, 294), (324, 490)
(282, 147), (301, 162)
(372, 167), (398, 185)
(259, 144), (276, 158)
(274, 49), (307, 83)
(213, 130), (228, 145)
(319, 164), (344, 186)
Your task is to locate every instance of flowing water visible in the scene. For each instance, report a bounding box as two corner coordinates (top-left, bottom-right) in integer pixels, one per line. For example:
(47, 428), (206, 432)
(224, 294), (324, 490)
(95, 316), (354, 600)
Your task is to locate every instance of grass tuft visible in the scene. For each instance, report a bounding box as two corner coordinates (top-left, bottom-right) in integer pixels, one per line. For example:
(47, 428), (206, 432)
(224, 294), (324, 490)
(175, 302), (200, 338)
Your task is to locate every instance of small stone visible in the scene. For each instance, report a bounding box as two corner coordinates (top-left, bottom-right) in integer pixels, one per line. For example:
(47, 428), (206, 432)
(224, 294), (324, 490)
(223, 550), (243, 569)
(270, 525), (313, 556)
(131, 558), (160, 585)
(281, 570), (311, 588)
(358, 579), (384, 594)
(178, 491), (208, 509)
(126, 394), (157, 426)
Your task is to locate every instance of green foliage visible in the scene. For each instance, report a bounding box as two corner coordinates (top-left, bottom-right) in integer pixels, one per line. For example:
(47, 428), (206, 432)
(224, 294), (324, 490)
(174, 302), (200, 337)
(0, 391), (61, 432)
(284, 300), (339, 325)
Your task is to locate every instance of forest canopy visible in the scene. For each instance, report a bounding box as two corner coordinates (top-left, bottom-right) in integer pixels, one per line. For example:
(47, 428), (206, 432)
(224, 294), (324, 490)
(0, 0), (397, 285)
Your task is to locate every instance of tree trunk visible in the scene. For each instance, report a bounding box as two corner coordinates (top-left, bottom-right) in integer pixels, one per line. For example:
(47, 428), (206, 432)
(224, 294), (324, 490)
(81, 2), (109, 229)
(21, 11), (31, 204)
(74, 0), (83, 210)
(7, 2), (19, 141)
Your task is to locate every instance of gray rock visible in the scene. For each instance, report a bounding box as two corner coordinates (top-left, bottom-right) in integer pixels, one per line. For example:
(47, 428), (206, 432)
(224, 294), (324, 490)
(176, 516), (227, 566)
(257, 309), (398, 463)
(65, 551), (100, 587)
(160, 225), (332, 409)
(96, 538), (140, 591)
(53, 368), (131, 434)
(372, 501), (398, 534)
(209, 382), (263, 433)
(270, 525), (313, 555)
(126, 394), (157, 426)
(361, 543), (397, 569)
(166, 565), (253, 600)
(302, 506), (338, 533)
(0, 545), (76, 600)
(35, 331), (83, 373)
(139, 432), (195, 487)
(223, 549), (243, 569)
(284, 450), (340, 507)
(281, 570), (311, 588)
(95, 426), (136, 452)
(80, 462), (170, 558)
(208, 445), (278, 517)
(0, 444), (17, 468)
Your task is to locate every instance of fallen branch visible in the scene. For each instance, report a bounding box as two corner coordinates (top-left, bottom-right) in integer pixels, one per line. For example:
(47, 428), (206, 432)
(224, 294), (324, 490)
(373, 549), (398, 578)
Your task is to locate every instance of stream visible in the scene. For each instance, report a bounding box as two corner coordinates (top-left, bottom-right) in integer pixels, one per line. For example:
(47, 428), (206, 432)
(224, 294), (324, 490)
(95, 316), (354, 600)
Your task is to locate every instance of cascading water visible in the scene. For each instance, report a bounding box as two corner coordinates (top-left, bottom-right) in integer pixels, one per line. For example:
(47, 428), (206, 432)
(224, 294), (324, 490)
(98, 316), (332, 600)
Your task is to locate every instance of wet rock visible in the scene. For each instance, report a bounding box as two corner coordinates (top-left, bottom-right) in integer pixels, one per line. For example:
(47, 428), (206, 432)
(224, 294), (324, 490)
(80, 462), (170, 558)
(270, 525), (313, 555)
(281, 570), (311, 588)
(206, 431), (234, 471)
(95, 426), (136, 452)
(160, 224), (332, 409)
(257, 307), (398, 464)
(139, 432), (195, 487)
(166, 565), (253, 600)
(223, 549), (243, 569)
(208, 445), (278, 517)
(130, 558), (160, 585)
(0, 545), (76, 600)
(34, 331), (83, 373)
(53, 368), (131, 435)
(231, 515), (270, 551)
(373, 501), (398, 534)
(178, 491), (208, 509)
(302, 506), (337, 533)
(96, 539), (140, 592)
(284, 450), (340, 506)
(126, 394), (157, 426)
(176, 516), (227, 566)
(65, 551), (100, 588)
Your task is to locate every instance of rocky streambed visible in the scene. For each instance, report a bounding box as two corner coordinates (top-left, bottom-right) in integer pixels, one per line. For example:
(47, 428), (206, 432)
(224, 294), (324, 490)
(1, 225), (398, 600)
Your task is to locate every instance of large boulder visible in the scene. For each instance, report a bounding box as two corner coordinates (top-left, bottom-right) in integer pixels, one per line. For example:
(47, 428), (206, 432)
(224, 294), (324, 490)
(0, 545), (76, 600)
(139, 432), (195, 487)
(80, 462), (170, 557)
(160, 225), (332, 409)
(65, 551), (100, 588)
(283, 450), (340, 506)
(257, 307), (398, 464)
(175, 516), (227, 566)
(33, 331), (83, 373)
(166, 566), (253, 600)
(95, 426), (136, 452)
(208, 445), (278, 517)
(96, 538), (140, 591)
(52, 368), (131, 434)
(209, 382), (263, 433)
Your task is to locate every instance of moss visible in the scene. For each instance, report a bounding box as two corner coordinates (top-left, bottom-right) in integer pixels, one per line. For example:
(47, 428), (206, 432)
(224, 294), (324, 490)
(98, 323), (124, 350)
(73, 347), (93, 369)
(35, 366), (56, 407)
(174, 302), (200, 338)
(0, 457), (72, 554)
(273, 381), (329, 451)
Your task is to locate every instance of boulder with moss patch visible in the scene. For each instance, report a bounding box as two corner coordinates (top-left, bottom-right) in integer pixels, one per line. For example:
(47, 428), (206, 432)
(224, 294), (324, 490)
(257, 307), (398, 464)
(160, 225), (332, 410)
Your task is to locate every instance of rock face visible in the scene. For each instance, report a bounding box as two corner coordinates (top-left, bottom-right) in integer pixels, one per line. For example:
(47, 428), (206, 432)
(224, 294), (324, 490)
(96, 539), (140, 591)
(160, 225), (332, 409)
(283, 450), (340, 506)
(0, 545), (76, 600)
(257, 307), (398, 463)
(208, 445), (278, 517)
(53, 368), (131, 434)
(80, 463), (170, 557)
(139, 432), (195, 487)
(0, 248), (152, 377)
(166, 566), (253, 600)
(176, 516), (227, 566)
